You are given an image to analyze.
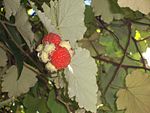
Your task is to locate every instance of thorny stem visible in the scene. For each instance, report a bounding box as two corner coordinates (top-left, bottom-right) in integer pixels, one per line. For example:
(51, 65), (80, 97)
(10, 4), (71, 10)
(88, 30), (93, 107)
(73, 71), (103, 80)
(103, 22), (131, 95)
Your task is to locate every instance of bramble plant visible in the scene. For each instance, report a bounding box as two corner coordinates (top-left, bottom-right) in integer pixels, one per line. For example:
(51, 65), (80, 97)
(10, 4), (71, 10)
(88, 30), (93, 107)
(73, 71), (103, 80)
(0, 0), (150, 113)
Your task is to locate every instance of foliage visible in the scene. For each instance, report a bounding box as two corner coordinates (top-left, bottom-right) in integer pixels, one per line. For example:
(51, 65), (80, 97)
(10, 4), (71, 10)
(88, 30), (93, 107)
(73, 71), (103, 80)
(0, 0), (150, 113)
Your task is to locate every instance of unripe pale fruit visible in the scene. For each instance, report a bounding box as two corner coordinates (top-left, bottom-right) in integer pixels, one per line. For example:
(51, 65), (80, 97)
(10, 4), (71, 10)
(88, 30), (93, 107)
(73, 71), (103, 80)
(43, 44), (55, 54)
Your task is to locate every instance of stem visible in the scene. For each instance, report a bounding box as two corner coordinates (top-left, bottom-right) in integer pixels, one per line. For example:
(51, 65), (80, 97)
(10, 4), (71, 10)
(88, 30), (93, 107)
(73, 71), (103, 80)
(103, 22), (131, 95)
(93, 55), (150, 71)
(130, 19), (150, 26)
(0, 22), (43, 72)
(96, 17), (125, 51)
(137, 36), (150, 42)
(131, 37), (146, 71)
(0, 20), (15, 26)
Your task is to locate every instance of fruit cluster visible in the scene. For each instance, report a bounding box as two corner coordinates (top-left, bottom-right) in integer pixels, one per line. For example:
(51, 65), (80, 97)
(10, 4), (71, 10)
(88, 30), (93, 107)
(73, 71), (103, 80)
(36, 33), (73, 72)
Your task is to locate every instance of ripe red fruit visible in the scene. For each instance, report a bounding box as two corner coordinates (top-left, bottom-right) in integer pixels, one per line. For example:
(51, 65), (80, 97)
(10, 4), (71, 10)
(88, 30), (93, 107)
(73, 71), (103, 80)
(50, 46), (71, 70)
(42, 33), (61, 45)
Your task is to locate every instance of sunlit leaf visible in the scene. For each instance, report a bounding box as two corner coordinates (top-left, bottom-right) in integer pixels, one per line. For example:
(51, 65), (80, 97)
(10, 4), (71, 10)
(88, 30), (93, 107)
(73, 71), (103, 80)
(4, 0), (20, 19)
(116, 70), (150, 113)
(91, 0), (122, 23)
(15, 6), (34, 50)
(75, 109), (86, 113)
(36, 11), (56, 33)
(65, 48), (99, 112)
(118, 0), (150, 15)
(0, 48), (7, 66)
(91, 0), (113, 23)
(2, 65), (37, 97)
(41, 0), (86, 46)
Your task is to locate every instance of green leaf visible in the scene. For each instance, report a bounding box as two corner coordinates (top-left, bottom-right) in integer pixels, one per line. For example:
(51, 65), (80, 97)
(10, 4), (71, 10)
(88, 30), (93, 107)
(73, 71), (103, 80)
(108, 0), (123, 14)
(0, 25), (23, 78)
(78, 32), (105, 56)
(84, 5), (97, 37)
(6, 25), (24, 45)
(47, 90), (68, 113)
(2, 65), (37, 97)
(84, 5), (95, 25)
(4, 0), (20, 19)
(99, 34), (123, 58)
(110, 21), (137, 54)
(65, 48), (99, 112)
(23, 94), (49, 113)
(21, 0), (28, 4)
(132, 18), (150, 31)
(98, 64), (126, 112)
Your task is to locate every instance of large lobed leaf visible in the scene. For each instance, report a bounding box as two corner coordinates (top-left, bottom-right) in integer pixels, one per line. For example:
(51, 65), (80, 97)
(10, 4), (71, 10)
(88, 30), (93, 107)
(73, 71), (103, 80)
(91, 0), (122, 23)
(0, 48), (7, 66)
(4, 0), (20, 19)
(91, 0), (114, 23)
(39, 0), (86, 46)
(117, 0), (150, 15)
(2, 65), (38, 97)
(56, 0), (86, 45)
(15, 6), (35, 50)
(116, 70), (150, 113)
(65, 48), (99, 113)
(36, 11), (56, 33)
(4, 1), (35, 50)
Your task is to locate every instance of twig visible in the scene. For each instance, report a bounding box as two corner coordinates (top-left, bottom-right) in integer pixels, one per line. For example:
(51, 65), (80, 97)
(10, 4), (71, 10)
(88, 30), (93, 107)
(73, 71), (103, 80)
(103, 22), (131, 95)
(136, 36), (150, 42)
(93, 55), (150, 71)
(131, 37), (146, 71)
(0, 22), (44, 72)
(129, 19), (150, 26)
(56, 91), (72, 113)
(0, 20), (15, 26)
(96, 17), (125, 51)
(53, 83), (72, 113)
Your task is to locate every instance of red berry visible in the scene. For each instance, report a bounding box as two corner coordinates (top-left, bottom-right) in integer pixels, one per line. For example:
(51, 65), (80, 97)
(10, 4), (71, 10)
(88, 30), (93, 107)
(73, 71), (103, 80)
(42, 33), (61, 45)
(49, 47), (71, 70)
